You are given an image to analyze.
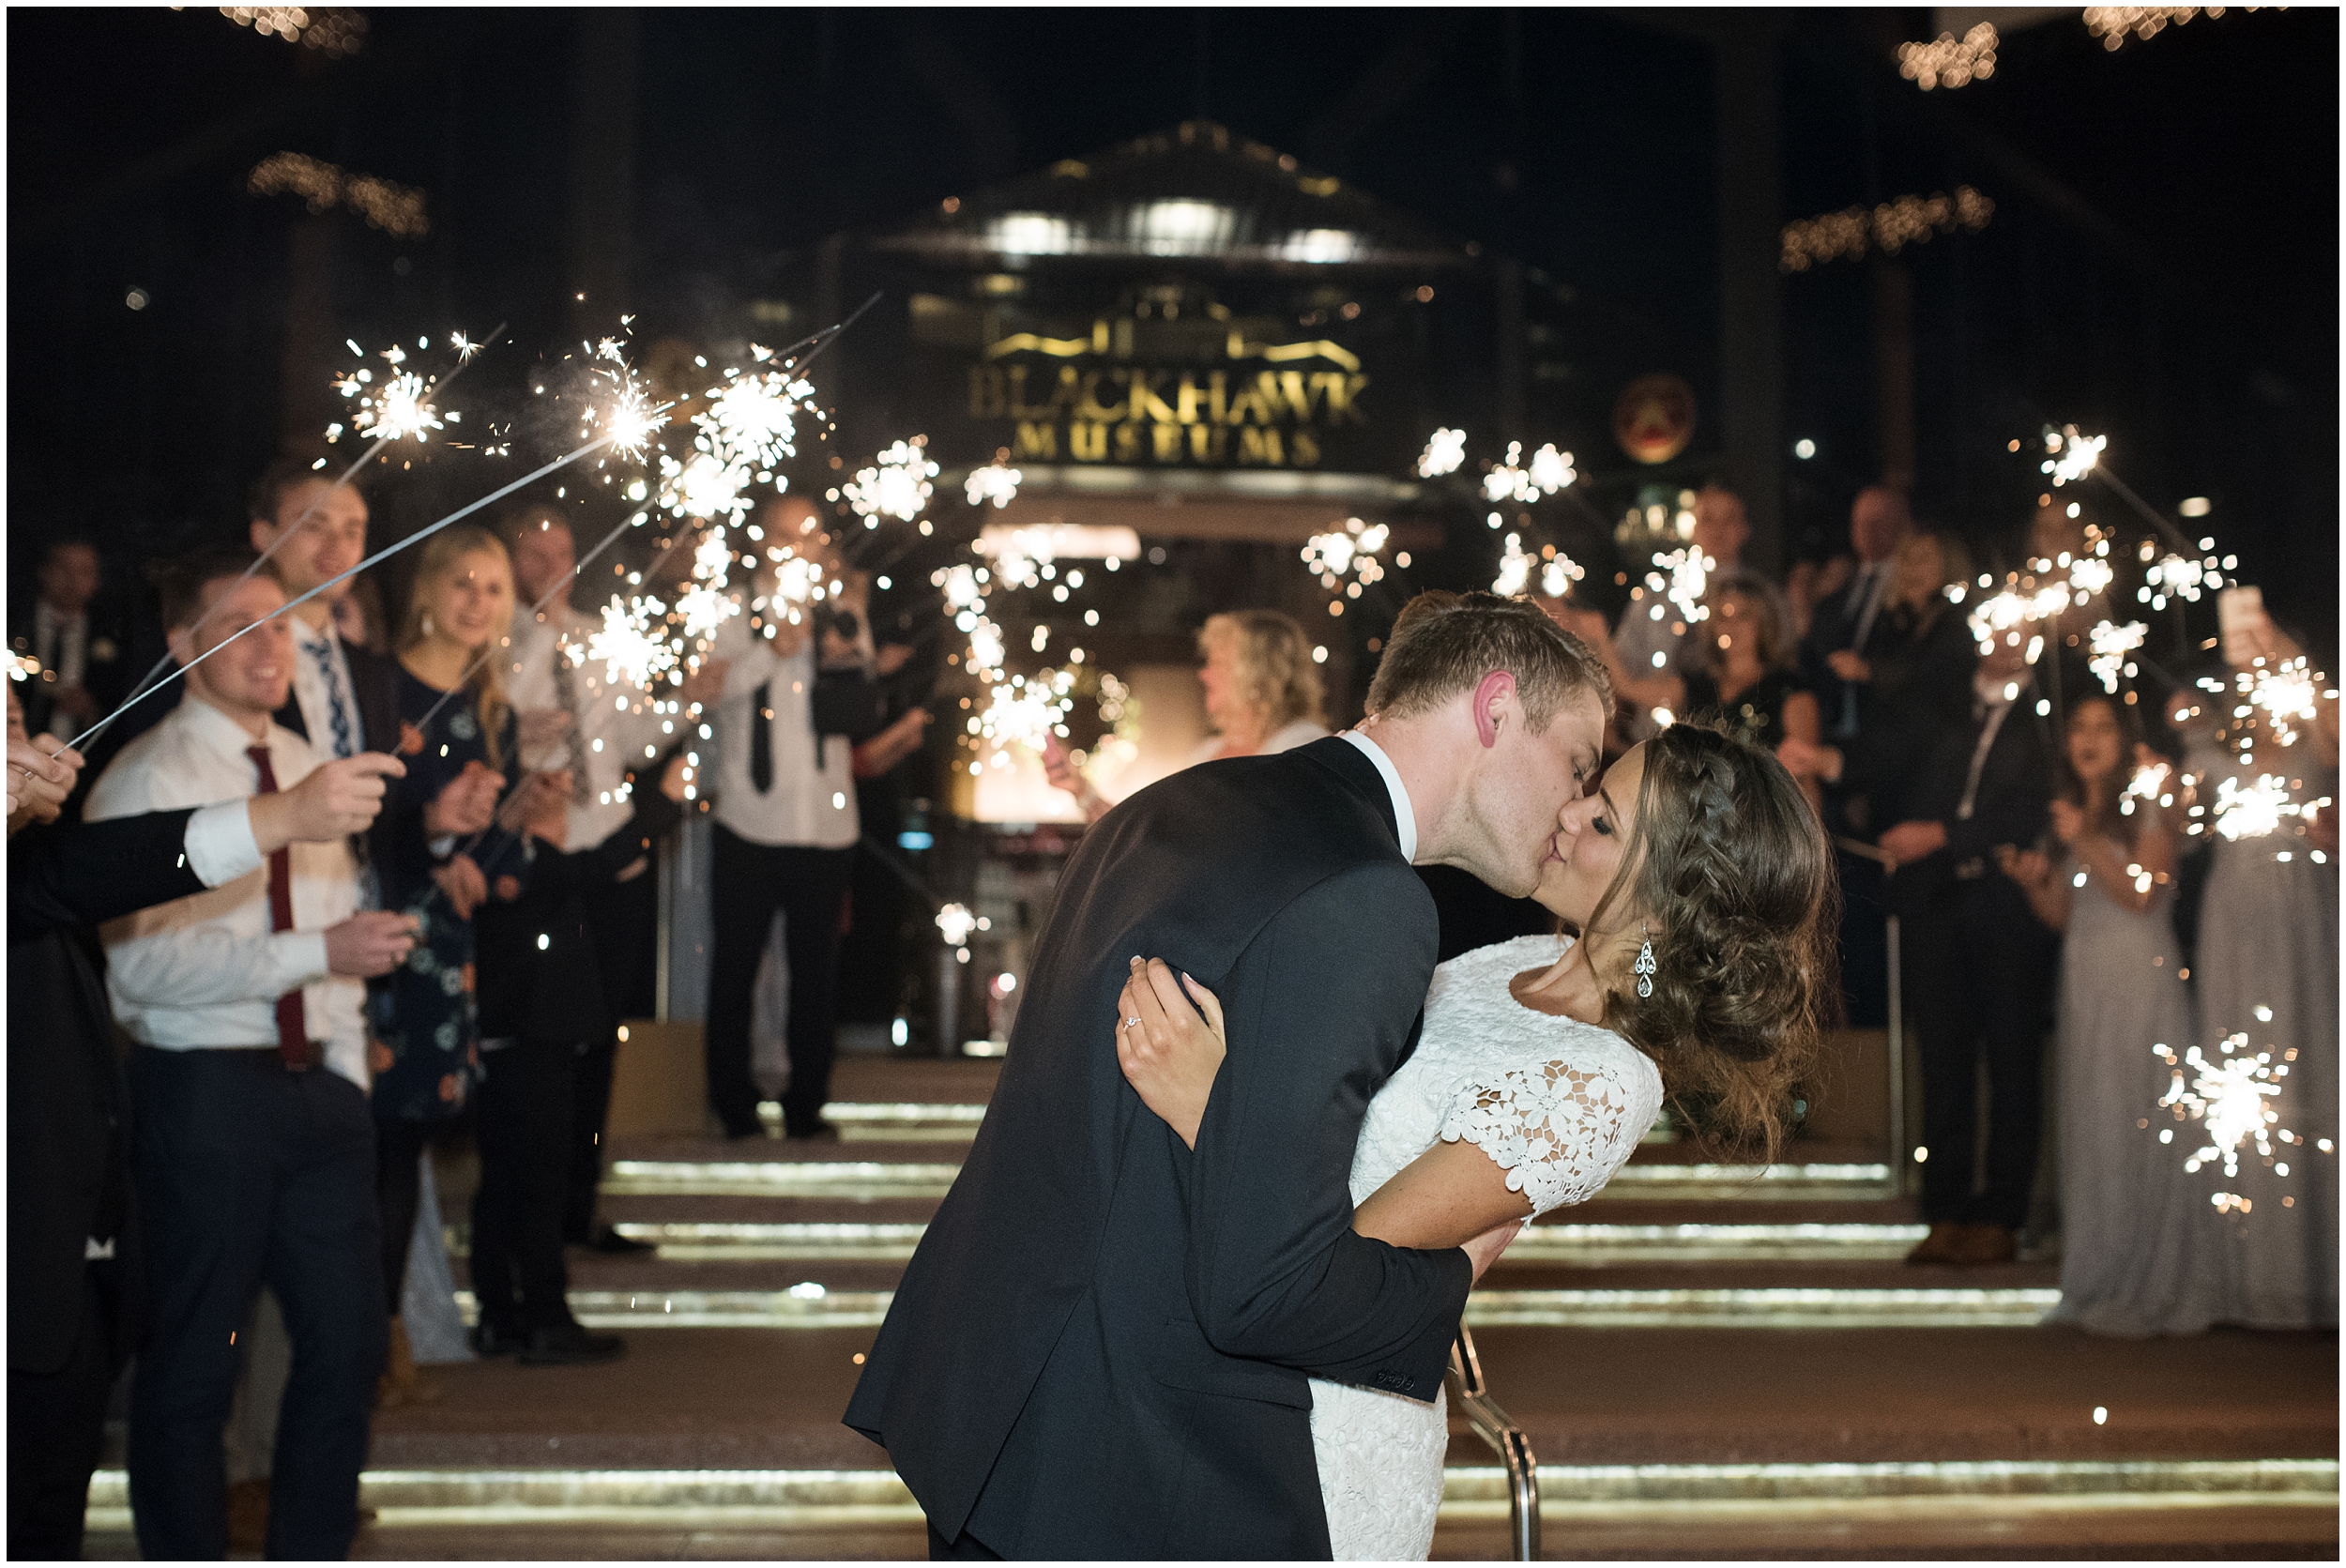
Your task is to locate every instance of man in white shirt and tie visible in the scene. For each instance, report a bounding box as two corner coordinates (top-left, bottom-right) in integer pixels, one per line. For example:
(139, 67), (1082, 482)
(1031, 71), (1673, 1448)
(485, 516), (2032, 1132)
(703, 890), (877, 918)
(501, 504), (708, 1249)
(84, 546), (419, 1560)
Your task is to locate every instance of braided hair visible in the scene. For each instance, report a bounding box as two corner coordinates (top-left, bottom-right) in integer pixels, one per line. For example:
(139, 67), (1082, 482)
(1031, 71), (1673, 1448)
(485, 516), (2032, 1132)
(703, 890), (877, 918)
(1583, 722), (1839, 1159)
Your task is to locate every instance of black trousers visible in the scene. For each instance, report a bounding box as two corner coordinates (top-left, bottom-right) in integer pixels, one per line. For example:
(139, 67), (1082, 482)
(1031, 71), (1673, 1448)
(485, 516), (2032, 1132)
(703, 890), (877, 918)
(1906, 877), (2061, 1227)
(8, 1262), (120, 1560)
(570, 864), (659, 1240)
(705, 829), (855, 1135)
(126, 1049), (385, 1561)
(472, 1040), (580, 1334)
(374, 1115), (434, 1314)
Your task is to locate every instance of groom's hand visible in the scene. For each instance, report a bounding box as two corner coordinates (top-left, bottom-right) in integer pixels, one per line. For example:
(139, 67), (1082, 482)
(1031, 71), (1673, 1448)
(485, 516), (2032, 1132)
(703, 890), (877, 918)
(1461, 1219), (1524, 1282)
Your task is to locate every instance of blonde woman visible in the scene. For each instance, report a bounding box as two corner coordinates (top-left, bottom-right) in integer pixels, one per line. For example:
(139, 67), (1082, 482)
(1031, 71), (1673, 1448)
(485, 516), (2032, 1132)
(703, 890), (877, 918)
(371, 526), (559, 1389)
(1047, 608), (1330, 822)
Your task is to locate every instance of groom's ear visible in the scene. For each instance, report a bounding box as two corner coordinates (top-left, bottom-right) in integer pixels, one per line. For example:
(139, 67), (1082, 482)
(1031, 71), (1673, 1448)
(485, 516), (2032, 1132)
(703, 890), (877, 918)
(1471, 670), (1516, 748)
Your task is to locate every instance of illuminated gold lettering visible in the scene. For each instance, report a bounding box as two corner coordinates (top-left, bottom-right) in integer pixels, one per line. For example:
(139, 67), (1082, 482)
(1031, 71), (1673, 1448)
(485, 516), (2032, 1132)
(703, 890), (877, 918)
(1069, 421), (1109, 462)
(1114, 422), (1142, 463)
(1223, 376), (1273, 427)
(1290, 430), (1321, 466)
(1151, 422), (1183, 462)
(1013, 421), (1058, 460)
(1128, 371), (1179, 426)
(1272, 372), (1321, 422)
(1177, 374), (1203, 425)
(1074, 372), (1123, 424)
(1188, 424), (1227, 463)
(1208, 371), (1226, 427)
(1314, 373), (1369, 425)
(1237, 428), (1285, 465)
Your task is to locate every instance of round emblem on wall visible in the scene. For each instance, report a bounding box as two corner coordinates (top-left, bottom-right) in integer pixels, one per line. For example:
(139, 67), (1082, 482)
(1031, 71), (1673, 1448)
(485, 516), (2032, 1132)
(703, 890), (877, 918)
(1613, 374), (1698, 465)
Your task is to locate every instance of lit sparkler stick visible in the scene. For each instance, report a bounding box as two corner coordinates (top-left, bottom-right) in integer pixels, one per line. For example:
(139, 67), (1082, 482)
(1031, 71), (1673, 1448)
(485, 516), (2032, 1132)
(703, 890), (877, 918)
(843, 437), (939, 526)
(2155, 1028), (2305, 1195)
(2087, 620), (2148, 693)
(70, 324), (508, 758)
(69, 426), (641, 756)
(965, 455), (1023, 509)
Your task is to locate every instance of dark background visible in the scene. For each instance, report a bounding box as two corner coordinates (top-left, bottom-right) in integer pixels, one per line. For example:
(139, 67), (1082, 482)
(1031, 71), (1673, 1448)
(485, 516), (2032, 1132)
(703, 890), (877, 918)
(8, 6), (2337, 650)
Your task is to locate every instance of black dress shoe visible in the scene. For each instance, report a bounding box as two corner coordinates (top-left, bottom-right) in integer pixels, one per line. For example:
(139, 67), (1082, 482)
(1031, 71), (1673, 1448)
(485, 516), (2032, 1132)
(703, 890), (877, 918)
(784, 1119), (842, 1142)
(586, 1225), (657, 1256)
(521, 1322), (627, 1366)
(470, 1320), (527, 1358)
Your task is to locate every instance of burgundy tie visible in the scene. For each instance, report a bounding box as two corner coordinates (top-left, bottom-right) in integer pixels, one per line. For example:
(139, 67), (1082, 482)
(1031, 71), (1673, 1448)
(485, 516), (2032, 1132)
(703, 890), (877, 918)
(247, 745), (312, 1070)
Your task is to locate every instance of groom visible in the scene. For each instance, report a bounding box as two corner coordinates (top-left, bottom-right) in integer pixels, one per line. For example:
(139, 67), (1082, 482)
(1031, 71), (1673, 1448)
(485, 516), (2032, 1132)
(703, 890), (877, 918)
(847, 593), (1609, 1559)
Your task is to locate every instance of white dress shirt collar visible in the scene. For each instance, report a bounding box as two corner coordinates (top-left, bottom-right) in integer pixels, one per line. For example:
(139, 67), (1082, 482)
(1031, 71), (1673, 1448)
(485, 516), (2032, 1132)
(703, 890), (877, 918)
(1338, 730), (1418, 861)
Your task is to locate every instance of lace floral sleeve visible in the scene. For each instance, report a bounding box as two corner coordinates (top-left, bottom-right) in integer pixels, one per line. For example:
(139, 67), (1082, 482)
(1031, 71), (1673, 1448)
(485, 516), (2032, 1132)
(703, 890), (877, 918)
(1436, 1051), (1662, 1218)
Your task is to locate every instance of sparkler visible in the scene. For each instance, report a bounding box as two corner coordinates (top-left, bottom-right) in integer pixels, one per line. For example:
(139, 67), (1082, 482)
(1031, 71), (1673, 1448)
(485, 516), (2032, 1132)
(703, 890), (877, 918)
(2087, 620), (2148, 693)
(1482, 441), (1574, 505)
(2156, 1030), (2287, 1182)
(582, 594), (678, 689)
(1416, 428), (1467, 479)
(1302, 517), (1391, 597)
(2210, 773), (2301, 841)
(1646, 547), (1714, 627)
(2041, 426), (2105, 487)
(1541, 551), (1587, 600)
(2244, 657), (2321, 747)
(965, 456), (1023, 509)
(1492, 533), (1534, 598)
(843, 438), (939, 525)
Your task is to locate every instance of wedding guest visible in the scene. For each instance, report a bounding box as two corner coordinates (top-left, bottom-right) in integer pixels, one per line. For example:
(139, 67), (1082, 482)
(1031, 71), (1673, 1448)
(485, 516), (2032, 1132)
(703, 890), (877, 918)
(11, 538), (127, 742)
(1676, 573), (1820, 813)
(703, 508), (882, 1140)
(502, 504), (694, 1253)
(7, 685), (401, 1560)
(2173, 601), (2338, 1326)
(1802, 484), (1912, 739)
(470, 752), (687, 1364)
(84, 549), (419, 1560)
(1044, 607), (1329, 822)
(1785, 554), (1853, 643)
(1824, 629), (2059, 1265)
(2002, 693), (2208, 1332)
(370, 525), (553, 1404)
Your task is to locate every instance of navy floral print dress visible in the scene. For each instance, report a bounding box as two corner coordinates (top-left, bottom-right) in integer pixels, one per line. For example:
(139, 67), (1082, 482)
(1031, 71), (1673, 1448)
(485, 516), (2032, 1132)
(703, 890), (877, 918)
(368, 667), (530, 1124)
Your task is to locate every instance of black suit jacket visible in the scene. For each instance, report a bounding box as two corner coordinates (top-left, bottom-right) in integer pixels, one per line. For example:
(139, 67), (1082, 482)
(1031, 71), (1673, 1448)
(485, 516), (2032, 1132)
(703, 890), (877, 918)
(845, 738), (1472, 1559)
(475, 786), (681, 1044)
(8, 809), (207, 1373)
(274, 638), (404, 871)
(1887, 679), (2057, 914)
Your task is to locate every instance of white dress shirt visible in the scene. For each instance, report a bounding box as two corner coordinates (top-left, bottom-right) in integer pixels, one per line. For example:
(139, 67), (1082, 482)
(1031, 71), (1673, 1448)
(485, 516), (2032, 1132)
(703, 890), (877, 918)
(1339, 730), (1419, 861)
(286, 614), (364, 760)
(708, 617), (859, 850)
(507, 603), (672, 852)
(85, 695), (369, 1087)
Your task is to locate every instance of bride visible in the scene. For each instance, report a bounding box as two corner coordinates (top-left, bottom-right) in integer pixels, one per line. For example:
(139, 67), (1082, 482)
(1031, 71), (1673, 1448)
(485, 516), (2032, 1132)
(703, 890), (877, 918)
(1114, 719), (1839, 1560)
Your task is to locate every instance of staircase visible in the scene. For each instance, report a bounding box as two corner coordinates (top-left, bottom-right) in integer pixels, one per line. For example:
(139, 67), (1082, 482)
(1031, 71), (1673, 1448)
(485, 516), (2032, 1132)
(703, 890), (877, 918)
(84, 1057), (2338, 1560)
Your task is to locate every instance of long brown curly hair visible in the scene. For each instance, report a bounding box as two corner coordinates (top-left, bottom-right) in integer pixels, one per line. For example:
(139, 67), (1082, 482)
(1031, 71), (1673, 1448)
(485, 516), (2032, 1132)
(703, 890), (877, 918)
(1585, 721), (1840, 1159)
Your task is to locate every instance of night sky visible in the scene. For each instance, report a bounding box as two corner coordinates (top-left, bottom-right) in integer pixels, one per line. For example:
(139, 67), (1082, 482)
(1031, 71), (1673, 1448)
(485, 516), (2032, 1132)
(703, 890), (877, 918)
(9, 6), (2337, 647)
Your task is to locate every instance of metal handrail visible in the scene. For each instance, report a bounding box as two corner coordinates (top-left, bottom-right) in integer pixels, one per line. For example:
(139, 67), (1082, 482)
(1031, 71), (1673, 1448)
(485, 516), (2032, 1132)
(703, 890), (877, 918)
(1449, 1322), (1539, 1560)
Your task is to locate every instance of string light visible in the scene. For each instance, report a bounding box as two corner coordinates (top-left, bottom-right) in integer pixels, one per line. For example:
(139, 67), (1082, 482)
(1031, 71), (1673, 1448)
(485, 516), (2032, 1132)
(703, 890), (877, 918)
(210, 6), (368, 56)
(1897, 22), (1998, 89)
(248, 151), (424, 236)
(1780, 187), (1992, 271)
(2083, 6), (2273, 51)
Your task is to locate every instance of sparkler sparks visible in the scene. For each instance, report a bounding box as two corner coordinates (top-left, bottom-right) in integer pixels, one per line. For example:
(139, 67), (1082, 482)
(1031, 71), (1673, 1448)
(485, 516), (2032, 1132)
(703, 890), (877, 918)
(965, 455), (1024, 509)
(2041, 426), (2106, 487)
(583, 595), (678, 689)
(1541, 552), (1587, 599)
(1482, 441), (1574, 505)
(1967, 579), (2068, 651)
(2087, 620), (2148, 693)
(331, 343), (454, 443)
(1416, 428), (1467, 479)
(843, 438), (938, 525)
(2245, 658), (2321, 747)
(1492, 533), (1534, 598)
(2156, 1030), (2284, 1180)
(2211, 773), (2303, 841)
(1643, 547), (1714, 626)
(1302, 517), (1391, 594)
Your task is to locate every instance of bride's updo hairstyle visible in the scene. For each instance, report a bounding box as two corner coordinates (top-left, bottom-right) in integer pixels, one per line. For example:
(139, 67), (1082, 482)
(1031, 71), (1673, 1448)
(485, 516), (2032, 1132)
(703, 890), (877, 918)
(1588, 721), (1838, 1158)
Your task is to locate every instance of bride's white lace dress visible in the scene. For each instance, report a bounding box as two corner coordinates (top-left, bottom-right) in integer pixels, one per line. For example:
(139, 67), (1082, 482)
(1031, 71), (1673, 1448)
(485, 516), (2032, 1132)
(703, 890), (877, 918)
(1310, 934), (1664, 1560)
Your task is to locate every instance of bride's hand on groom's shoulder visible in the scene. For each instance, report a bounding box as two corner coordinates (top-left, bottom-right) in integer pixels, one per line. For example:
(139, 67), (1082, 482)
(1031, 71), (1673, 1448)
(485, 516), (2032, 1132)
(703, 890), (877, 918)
(1114, 956), (1226, 1151)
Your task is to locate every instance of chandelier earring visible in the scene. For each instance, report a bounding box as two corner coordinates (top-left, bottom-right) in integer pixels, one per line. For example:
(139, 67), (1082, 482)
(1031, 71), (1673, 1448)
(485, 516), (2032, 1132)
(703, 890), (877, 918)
(1634, 921), (1656, 999)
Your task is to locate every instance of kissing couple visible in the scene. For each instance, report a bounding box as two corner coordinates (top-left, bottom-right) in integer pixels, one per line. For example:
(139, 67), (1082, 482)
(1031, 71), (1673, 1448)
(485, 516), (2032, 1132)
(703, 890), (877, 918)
(848, 591), (1839, 1560)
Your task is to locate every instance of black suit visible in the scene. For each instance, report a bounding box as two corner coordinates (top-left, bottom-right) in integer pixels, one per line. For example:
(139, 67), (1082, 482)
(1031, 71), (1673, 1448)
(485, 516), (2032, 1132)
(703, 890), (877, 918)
(845, 738), (1472, 1560)
(8, 809), (208, 1560)
(274, 637), (404, 871)
(473, 787), (682, 1333)
(1893, 680), (2061, 1229)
